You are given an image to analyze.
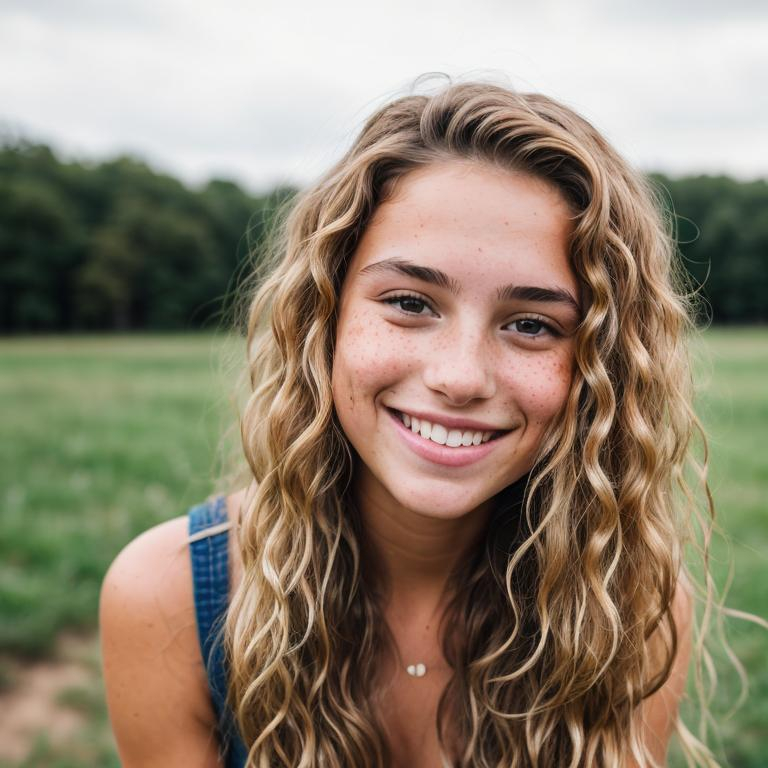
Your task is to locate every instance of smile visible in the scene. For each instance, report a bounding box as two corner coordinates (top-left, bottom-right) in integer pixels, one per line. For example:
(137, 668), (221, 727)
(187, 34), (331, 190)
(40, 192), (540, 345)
(397, 410), (497, 447)
(386, 408), (512, 468)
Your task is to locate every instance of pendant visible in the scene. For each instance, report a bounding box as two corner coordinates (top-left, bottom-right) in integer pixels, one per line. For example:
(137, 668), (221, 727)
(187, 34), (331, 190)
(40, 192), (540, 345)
(406, 663), (427, 677)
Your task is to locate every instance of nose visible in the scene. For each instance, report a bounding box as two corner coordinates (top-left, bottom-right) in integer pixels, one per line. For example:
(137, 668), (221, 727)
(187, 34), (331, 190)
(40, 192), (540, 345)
(421, 323), (496, 406)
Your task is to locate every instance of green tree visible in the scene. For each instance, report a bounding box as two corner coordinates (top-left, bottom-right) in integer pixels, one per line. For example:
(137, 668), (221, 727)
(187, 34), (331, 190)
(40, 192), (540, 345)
(0, 177), (84, 331)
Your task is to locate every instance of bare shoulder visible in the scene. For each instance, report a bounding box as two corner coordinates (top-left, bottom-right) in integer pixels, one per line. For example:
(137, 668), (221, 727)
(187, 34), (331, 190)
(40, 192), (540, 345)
(100, 511), (221, 767)
(633, 573), (694, 766)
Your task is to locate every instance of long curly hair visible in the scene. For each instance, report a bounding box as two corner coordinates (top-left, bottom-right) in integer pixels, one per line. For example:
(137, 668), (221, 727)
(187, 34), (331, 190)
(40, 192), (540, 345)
(225, 79), (722, 767)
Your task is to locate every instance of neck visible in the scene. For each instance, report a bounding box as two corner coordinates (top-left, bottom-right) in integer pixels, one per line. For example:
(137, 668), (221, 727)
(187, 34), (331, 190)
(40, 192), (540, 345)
(352, 473), (491, 619)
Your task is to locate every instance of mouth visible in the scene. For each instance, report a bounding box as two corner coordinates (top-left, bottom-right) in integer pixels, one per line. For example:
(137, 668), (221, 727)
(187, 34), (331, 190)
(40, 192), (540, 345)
(387, 408), (510, 448)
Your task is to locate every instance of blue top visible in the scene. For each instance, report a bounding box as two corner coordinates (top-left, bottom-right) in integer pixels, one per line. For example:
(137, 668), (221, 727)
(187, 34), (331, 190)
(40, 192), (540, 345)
(188, 496), (249, 768)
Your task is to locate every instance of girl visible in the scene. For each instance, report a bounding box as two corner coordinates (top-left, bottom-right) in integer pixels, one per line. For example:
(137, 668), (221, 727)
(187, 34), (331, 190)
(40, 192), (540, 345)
(100, 80), (715, 767)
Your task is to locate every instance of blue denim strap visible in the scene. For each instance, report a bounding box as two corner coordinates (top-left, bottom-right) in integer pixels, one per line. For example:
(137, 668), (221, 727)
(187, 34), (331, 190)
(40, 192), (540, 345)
(188, 496), (248, 767)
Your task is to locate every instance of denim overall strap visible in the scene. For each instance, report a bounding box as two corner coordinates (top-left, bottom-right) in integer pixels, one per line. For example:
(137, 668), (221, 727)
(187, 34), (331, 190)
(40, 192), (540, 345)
(188, 496), (249, 768)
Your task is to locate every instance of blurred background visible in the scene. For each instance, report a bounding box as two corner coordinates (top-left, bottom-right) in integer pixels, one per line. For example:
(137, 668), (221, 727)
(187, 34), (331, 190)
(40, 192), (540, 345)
(1, 1), (766, 765)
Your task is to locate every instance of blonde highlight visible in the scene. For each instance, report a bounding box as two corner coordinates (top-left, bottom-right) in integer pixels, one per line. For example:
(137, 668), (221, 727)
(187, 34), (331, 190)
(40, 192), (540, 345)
(224, 79), (735, 767)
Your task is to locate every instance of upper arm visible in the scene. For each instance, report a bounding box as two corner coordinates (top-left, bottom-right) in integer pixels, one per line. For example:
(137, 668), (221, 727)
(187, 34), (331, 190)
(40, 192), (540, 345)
(100, 516), (222, 768)
(630, 575), (694, 767)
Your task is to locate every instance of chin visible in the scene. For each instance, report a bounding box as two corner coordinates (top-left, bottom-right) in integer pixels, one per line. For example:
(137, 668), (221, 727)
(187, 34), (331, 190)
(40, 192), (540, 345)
(390, 484), (495, 520)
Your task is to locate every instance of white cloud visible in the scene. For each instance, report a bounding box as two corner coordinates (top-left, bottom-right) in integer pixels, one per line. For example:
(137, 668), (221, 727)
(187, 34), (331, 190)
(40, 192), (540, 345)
(1, 0), (766, 191)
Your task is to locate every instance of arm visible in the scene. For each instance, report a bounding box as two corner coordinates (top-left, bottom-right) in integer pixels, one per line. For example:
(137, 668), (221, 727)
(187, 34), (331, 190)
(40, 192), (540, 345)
(100, 516), (223, 768)
(629, 576), (694, 767)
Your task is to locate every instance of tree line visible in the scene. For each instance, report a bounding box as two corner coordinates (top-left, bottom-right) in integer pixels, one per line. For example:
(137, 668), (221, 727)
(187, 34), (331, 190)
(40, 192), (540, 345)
(0, 141), (290, 333)
(1, 140), (766, 332)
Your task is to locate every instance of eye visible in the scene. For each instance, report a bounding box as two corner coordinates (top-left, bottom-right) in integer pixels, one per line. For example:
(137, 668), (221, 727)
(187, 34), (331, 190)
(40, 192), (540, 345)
(506, 317), (558, 337)
(384, 293), (435, 316)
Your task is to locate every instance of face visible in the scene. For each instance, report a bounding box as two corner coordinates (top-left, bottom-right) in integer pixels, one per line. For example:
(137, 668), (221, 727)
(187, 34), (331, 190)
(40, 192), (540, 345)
(332, 160), (580, 521)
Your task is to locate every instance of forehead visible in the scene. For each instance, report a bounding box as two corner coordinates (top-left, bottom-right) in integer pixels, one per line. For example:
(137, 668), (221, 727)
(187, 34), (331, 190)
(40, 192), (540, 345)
(346, 160), (578, 298)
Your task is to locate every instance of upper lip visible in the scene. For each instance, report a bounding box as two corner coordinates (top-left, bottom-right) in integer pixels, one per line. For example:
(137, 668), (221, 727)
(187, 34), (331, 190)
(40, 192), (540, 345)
(388, 406), (513, 433)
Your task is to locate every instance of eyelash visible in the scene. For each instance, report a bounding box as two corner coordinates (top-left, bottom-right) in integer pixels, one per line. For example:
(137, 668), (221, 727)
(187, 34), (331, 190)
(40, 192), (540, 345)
(383, 293), (560, 338)
(384, 293), (435, 316)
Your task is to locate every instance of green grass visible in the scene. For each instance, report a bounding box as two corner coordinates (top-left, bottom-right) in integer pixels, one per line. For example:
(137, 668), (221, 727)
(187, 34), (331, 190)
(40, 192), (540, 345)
(0, 330), (766, 766)
(681, 328), (768, 767)
(0, 334), (243, 657)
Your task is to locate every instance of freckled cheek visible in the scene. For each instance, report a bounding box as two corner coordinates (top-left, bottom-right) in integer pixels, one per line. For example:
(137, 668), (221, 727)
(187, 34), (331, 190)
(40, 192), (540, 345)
(500, 354), (574, 423)
(332, 317), (418, 396)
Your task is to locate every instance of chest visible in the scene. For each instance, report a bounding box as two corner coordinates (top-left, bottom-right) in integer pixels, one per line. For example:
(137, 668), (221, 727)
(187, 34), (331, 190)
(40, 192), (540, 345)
(375, 664), (455, 768)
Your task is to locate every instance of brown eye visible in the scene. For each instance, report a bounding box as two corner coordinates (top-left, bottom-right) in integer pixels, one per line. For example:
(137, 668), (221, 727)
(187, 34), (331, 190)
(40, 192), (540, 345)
(386, 295), (433, 315)
(506, 318), (558, 337)
(515, 319), (545, 335)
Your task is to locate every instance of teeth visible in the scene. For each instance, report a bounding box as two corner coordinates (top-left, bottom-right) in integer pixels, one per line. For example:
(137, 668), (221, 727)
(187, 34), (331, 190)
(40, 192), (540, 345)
(398, 411), (496, 448)
(431, 423), (448, 445)
(446, 429), (462, 447)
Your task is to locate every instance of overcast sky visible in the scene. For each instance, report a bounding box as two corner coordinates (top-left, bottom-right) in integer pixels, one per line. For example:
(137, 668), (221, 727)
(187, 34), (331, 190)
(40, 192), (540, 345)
(1, 0), (766, 193)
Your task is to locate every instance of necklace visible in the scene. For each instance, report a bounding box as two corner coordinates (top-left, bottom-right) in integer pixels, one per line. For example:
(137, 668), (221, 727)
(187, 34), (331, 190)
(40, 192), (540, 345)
(388, 594), (450, 680)
(406, 662), (427, 677)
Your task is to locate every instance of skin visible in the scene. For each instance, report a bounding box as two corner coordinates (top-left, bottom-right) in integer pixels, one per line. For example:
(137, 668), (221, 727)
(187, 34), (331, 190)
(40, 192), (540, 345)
(333, 161), (580, 616)
(100, 160), (692, 767)
(331, 161), (583, 763)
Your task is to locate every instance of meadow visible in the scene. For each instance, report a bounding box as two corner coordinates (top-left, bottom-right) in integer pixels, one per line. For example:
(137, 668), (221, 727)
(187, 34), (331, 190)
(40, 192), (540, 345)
(0, 330), (765, 766)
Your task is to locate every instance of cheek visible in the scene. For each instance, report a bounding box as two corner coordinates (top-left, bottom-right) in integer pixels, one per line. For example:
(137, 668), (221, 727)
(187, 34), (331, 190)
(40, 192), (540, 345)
(332, 312), (417, 408)
(501, 352), (574, 426)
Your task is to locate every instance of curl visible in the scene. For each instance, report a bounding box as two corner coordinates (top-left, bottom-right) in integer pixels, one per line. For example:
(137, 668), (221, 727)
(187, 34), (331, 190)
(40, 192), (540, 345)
(223, 78), (744, 767)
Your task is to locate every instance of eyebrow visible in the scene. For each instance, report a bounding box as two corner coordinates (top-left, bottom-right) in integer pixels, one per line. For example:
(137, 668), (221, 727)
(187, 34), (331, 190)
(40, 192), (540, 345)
(359, 258), (581, 316)
(360, 258), (461, 293)
(497, 284), (581, 316)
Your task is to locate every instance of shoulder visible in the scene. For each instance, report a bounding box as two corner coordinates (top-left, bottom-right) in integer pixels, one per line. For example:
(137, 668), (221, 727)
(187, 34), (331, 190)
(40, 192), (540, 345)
(100, 515), (196, 656)
(100, 515), (197, 657)
(633, 573), (694, 766)
(655, 573), (694, 691)
(99, 507), (228, 767)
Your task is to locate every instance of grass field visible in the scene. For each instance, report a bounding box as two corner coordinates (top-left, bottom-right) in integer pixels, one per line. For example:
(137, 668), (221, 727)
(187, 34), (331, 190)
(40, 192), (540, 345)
(0, 330), (766, 766)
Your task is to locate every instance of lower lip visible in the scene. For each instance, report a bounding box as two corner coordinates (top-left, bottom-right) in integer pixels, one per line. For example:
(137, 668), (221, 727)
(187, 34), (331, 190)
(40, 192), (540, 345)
(387, 409), (508, 468)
